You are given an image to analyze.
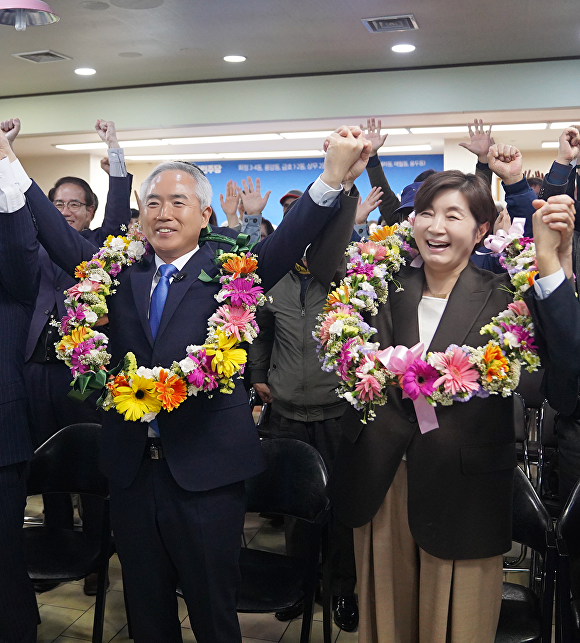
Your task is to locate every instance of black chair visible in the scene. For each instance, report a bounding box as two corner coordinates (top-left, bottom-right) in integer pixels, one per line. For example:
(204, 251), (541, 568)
(516, 369), (546, 481)
(495, 466), (556, 643)
(177, 437), (331, 643)
(537, 401), (560, 517)
(25, 423), (111, 643)
(555, 477), (580, 642)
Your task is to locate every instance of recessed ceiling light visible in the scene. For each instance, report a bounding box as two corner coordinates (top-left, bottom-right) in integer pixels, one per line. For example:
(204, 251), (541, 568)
(75, 67), (96, 75)
(224, 55), (246, 63)
(392, 44), (415, 53)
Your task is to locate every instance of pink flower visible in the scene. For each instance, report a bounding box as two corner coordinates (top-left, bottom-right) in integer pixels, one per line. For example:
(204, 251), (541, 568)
(355, 373), (381, 401)
(507, 300), (530, 317)
(356, 241), (387, 262)
(500, 323), (537, 352)
(337, 338), (361, 380)
(67, 280), (101, 301)
(70, 339), (95, 375)
(223, 278), (263, 307)
(317, 305), (355, 345)
(431, 348), (480, 396)
(211, 305), (255, 341)
(401, 359), (439, 400)
(60, 304), (88, 334)
(347, 259), (376, 279)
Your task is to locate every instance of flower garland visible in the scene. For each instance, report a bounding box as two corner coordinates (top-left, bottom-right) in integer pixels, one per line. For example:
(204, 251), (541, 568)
(314, 218), (541, 427)
(55, 223), (266, 422)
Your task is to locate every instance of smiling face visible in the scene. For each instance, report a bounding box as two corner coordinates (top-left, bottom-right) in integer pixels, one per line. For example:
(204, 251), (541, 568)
(141, 169), (212, 264)
(413, 189), (489, 277)
(53, 183), (95, 232)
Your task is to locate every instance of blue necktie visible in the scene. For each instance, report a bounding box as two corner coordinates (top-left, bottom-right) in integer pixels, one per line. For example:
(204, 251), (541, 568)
(149, 263), (178, 340)
(148, 263), (178, 437)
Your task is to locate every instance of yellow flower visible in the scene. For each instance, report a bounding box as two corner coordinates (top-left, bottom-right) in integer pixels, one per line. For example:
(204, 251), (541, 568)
(56, 327), (92, 352)
(124, 352), (138, 375)
(113, 375), (162, 422)
(370, 225), (398, 242)
(482, 343), (509, 382)
(324, 284), (350, 312)
(203, 331), (247, 379)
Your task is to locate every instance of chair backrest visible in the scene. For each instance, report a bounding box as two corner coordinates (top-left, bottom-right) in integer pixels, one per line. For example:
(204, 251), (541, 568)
(245, 438), (329, 523)
(558, 478), (580, 557)
(512, 465), (552, 553)
(27, 423), (108, 498)
(513, 393), (527, 443)
(516, 368), (545, 410)
(539, 401), (559, 448)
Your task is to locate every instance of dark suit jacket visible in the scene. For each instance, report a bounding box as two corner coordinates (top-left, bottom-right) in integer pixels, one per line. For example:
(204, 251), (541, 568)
(24, 180), (357, 490)
(0, 202), (39, 467)
(25, 175), (132, 360)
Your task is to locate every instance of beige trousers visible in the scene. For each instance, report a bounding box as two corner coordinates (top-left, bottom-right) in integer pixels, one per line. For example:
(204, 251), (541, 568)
(354, 461), (503, 643)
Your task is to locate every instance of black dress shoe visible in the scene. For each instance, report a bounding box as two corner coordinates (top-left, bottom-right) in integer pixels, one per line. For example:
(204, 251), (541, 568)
(275, 601), (304, 621)
(333, 595), (359, 632)
(33, 580), (60, 593)
(83, 572), (110, 596)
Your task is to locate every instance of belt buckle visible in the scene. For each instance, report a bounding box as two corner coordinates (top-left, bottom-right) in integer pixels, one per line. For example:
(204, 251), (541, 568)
(149, 444), (161, 460)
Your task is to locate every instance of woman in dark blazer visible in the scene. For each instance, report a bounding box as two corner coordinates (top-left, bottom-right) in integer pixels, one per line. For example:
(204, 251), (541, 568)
(318, 170), (529, 643)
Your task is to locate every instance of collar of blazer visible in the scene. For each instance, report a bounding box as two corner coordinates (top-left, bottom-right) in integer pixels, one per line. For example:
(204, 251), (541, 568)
(389, 262), (493, 354)
(130, 243), (219, 347)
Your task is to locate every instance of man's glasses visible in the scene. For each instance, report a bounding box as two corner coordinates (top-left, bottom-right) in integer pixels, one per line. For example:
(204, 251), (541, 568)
(53, 200), (87, 212)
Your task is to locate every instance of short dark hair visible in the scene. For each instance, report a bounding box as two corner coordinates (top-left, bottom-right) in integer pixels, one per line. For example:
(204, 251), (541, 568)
(414, 169), (437, 183)
(261, 218), (274, 237)
(48, 176), (98, 212)
(527, 178), (542, 189)
(414, 170), (496, 249)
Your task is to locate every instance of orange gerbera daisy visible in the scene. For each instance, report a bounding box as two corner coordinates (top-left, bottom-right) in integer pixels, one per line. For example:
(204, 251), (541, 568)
(155, 370), (187, 411)
(526, 270), (539, 287)
(107, 374), (129, 396)
(75, 261), (88, 279)
(56, 327), (90, 352)
(221, 255), (258, 278)
(324, 284), (350, 312)
(369, 225), (398, 242)
(482, 343), (509, 382)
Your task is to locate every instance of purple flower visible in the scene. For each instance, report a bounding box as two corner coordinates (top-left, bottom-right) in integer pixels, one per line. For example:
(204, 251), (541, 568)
(347, 260), (375, 279)
(401, 359), (439, 400)
(337, 338), (359, 380)
(499, 322), (537, 351)
(109, 263), (122, 277)
(224, 278), (263, 306)
(70, 339), (95, 375)
(61, 305), (88, 334)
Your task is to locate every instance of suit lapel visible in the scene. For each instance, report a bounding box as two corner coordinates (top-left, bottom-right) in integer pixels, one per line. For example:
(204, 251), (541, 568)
(428, 262), (492, 353)
(130, 255), (156, 348)
(390, 266), (424, 348)
(155, 243), (218, 343)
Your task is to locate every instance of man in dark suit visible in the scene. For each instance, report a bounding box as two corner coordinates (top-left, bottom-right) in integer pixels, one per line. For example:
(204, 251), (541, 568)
(0, 131), (40, 642)
(3, 118), (133, 595)
(9, 125), (370, 642)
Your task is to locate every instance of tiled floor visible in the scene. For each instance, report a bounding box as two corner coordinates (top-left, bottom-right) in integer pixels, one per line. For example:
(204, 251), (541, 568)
(27, 496), (357, 643)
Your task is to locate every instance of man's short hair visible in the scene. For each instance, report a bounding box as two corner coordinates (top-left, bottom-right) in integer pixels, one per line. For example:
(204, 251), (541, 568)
(527, 178), (543, 189)
(48, 176), (98, 212)
(140, 161), (212, 209)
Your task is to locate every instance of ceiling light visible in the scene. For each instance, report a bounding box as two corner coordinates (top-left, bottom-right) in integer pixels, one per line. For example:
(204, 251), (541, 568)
(541, 142), (559, 148)
(0, 0), (59, 31)
(381, 144), (432, 152)
(491, 123), (547, 131)
(125, 154), (223, 161)
(75, 67), (96, 75)
(280, 131), (333, 139)
(410, 126), (468, 134)
(224, 55), (246, 63)
(380, 128), (410, 135)
(550, 122), (580, 129)
(55, 139), (166, 151)
(392, 44), (415, 53)
(164, 133), (282, 145)
(220, 150), (324, 159)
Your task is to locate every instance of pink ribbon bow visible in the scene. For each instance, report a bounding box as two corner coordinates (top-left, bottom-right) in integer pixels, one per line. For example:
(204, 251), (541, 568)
(376, 342), (439, 434)
(483, 217), (526, 254)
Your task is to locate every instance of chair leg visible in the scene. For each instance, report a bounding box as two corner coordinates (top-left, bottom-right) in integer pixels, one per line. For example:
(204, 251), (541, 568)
(92, 557), (110, 643)
(122, 572), (133, 640)
(300, 524), (322, 643)
(321, 522), (332, 643)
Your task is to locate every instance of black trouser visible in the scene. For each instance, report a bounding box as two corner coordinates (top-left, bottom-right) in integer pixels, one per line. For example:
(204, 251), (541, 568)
(110, 456), (246, 643)
(269, 410), (357, 596)
(24, 361), (104, 538)
(0, 462), (39, 643)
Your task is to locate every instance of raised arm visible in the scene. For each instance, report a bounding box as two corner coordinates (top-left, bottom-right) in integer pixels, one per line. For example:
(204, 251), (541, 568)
(538, 126), (580, 201)
(459, 118), (495, 187)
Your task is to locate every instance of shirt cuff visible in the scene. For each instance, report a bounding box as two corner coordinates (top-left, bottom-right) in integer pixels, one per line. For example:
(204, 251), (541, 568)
(308, 176), (342, 207)
(547, 161), (573, 186)
(367, 154), (381, 168)
(9, 158), (32, 193)
(108, 148), (128, 178)
(533, 267), (566, 299)
(354, 223), (369, 239)
(0, 157), (25, 213)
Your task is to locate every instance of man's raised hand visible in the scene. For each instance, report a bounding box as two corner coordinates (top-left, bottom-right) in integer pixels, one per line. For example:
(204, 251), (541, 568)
(532, 195), (576, 279)
(487, 144), (523, 186)
(239, 177), (271, 216)
(459, 119), (495, 163)
(322, 126), (371, 190)
(219, 179), (242, 226)
(360, 118), (387, 156)
(0, 129), (16, 163)
(0, 118), (21, 151)
(555, 126), (580, 166)
(95, 119), (120, 149)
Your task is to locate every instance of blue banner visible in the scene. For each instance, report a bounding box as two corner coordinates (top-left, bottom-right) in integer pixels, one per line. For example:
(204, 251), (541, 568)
(196, 154), (444, 226)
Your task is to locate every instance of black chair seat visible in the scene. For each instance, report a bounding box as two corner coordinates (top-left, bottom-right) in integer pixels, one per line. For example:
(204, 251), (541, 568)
(495, 582), (541, 643)
(237, 548), (306, 612)
(24, 527), (103, 581)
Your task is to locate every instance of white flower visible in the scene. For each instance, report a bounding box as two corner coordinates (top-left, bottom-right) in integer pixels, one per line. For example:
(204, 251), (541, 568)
(373, 266), (385, 278)
(109, 237), (126, 252)
(503, 332), (520, 349)
(359, 281), (374, 292)
(136, 366), (154, 379)
(84, 310), (98, 324)
(127, 240), (146, 260)
(343, 391), (355, 404)
(329, 319), (344, 335)
(179, 357), (196, 374)
(151, 366), (162, 378)
(140, 411), (158, 423)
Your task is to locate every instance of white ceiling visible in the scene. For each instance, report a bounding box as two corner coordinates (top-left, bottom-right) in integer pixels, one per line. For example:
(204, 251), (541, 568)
(1, 0), (580, 97)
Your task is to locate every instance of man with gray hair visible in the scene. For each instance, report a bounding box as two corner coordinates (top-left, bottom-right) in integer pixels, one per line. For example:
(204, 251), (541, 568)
(7, 126), (371, 642)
